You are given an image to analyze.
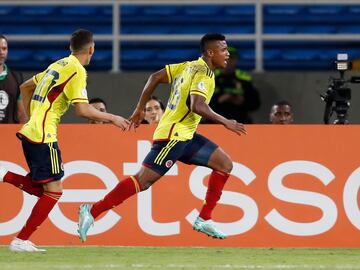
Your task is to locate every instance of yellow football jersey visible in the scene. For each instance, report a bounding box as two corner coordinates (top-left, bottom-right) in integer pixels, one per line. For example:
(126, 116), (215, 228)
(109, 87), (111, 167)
(19, 55), (88, 143)
(154, 57), (215, 141)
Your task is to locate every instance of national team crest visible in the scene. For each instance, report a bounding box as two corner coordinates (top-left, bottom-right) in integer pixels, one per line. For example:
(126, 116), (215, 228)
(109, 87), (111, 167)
(165, 160), (173, 168)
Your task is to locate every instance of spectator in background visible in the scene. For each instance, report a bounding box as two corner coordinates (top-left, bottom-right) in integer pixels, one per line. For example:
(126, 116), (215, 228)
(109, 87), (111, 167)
(0, 35), (28, 123)
(270, 100), (294, 124)
(89, 97), (107, 124)
(209, 46), (260, 124)
(144, 96), (165, 124)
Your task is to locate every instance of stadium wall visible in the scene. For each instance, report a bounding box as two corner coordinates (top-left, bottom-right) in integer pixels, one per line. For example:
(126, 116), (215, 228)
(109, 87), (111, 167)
(0, 125), (359, 247)
(23, 71), (360, 124)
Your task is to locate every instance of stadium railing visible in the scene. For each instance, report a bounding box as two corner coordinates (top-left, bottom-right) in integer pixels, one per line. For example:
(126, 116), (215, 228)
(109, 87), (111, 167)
(2, 0), (360, 72)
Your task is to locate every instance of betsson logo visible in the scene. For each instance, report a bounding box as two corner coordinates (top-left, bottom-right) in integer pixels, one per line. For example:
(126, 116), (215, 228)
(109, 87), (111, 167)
(0, 140), (359, 237)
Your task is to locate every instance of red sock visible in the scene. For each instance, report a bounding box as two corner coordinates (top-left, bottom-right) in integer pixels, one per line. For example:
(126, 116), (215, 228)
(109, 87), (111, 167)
(4, 171), (43, 197)
(91, 176), (141, 219)
(199, 170), (229, 220)
(17, 191), (62, 240)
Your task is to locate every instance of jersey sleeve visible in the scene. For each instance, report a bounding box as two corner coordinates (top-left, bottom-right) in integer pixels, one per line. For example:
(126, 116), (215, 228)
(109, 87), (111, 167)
(32, 70), (46, 86)
(63, 68), (88, 104)
(189, 69), (213, 99)
(165, 62), (188, 83)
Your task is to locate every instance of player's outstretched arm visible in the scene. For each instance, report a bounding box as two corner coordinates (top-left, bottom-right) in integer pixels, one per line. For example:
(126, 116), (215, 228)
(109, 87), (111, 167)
(190, 94), (247, 136)
(74, 102), (130, 130)
(20, 78), (36, 118)
(129, 68), (168, 129)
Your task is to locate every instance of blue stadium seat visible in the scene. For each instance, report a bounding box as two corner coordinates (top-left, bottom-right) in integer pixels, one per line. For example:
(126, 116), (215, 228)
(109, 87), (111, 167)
(120, 5), (140, 16)
(175, 25), (253, 34)
(92, 50), (112, 62)
(282, 50), (319, 61)
(102, 6), (113, 16)
(121, 49), (157, 61)
(348, 6), (360, 14)
(0, 26), (43, 35)
(156, 49), (198, 61)
(142, 5), (179, 16)
(336, 26), (360, 34)
(264, 49), (281, 61)
(19, 6), (57, 16)
(0, 6), (16, 15)
(60, 6), (99, 16)
(7, 50), (32, 62)
(264, 5), (304, 15)
(121, 26), (173, 34)
(183, 6), (222, 16)
(224, 5), (255, 16)
(33, 49), (68, 63)
(264, 26), (295, 34)
(307, 5), (344, 15)
(239, 50), (255, 60)
(296, 26), (336, 34)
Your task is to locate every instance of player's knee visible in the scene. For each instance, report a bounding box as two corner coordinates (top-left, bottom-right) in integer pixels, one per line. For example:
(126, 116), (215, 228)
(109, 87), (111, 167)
(222, 157), (233, 173)
(138, 179), (153, 191)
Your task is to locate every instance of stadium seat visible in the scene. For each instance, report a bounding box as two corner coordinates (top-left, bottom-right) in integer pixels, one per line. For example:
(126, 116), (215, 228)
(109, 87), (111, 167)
(92, 50), (112, 62)
(183, 6), (222, 16)
(307, 5), (344, 15)
(142, 5), (179, 16)
(19, 6), (57, 16)
(33, 49), (68, 63)
(121, 49), (157, 61)
(0, 6), (16, 15)
(336, 26), (360, 34)
(7, 49), (32, 62)
(156, 49), (198, 61)
(264, 5), (304, 15)
(264, 49), (282, 61)
(239, 50), (255, 60)
(282, 50), (319, 61)
(296, 26), (336, 34)
(264, 26), (295, 34)
(121, 26), (173, 34)
(0, 26), (43, 35)
(59, 6), (99, 16)
(120, 5), (140, 16)
(224, 5), (255, 16)
(102, 6), (113, 16)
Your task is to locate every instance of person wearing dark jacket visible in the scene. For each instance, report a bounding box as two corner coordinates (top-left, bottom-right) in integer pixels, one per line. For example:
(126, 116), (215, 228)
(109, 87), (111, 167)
(210, 47), (260, 124)
(0, 35), (28, 123)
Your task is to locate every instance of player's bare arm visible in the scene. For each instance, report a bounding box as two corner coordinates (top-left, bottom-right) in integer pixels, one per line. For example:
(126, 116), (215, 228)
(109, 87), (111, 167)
(19, 78), (36, 117)
(129, 68), (168, 129)
(190, 94), (247, 136)
(74, 102), (130, 130)
(16, 99), (29, 123)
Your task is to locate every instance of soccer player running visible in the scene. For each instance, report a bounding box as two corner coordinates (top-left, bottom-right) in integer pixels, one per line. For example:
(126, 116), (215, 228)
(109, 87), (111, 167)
(0, 29), (129, 252)
(78, 33), (246, 241)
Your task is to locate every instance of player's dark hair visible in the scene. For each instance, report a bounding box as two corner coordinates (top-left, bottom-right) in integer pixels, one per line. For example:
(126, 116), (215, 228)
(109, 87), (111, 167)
(0, 35), (8, 42)
(200, 33), (226, 53)
(89, 97), (107, 109)
(70, 29), (93, 53)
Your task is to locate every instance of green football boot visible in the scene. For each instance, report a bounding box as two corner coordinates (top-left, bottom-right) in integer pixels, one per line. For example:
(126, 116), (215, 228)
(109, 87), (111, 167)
(193, 216), (227, 239)
(78, 204), (94, 242)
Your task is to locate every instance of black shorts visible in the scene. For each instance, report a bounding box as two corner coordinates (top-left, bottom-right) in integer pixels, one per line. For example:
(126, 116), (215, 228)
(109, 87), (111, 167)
(21, 138), (64, 183)
(143, 133), (218, 175)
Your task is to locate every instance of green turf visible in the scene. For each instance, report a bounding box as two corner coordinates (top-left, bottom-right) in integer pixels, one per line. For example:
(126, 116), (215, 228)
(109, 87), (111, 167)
(0, 246), (359, 270)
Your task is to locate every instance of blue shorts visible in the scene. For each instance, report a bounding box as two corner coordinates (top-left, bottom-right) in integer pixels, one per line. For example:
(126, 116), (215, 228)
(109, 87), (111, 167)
(143, 133), (218, 175)
(21, 138), (64, 183)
